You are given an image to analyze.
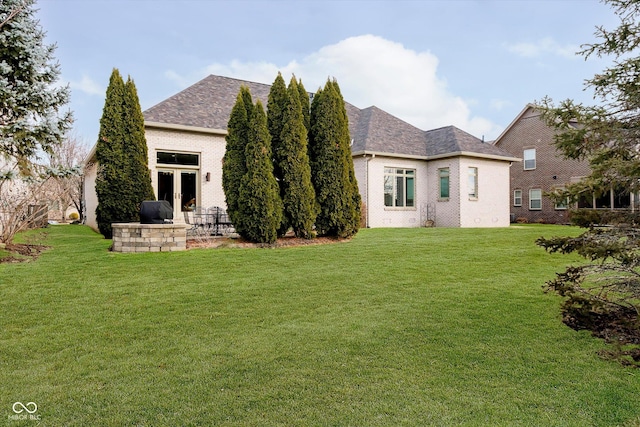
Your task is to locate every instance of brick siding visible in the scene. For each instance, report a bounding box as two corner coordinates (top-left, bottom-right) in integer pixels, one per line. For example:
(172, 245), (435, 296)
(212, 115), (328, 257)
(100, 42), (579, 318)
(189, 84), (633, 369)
(495, 106), (591, 224)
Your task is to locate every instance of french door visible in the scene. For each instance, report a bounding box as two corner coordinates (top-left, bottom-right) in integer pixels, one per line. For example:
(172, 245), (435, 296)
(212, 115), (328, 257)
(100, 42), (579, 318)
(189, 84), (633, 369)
(157, 169), (198, 220)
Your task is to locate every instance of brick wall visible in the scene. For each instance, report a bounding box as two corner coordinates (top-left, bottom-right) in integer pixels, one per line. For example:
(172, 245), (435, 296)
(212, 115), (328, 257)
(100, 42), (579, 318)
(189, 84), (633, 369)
(495, 106), (591, 223)
(146, 126), (228, 217)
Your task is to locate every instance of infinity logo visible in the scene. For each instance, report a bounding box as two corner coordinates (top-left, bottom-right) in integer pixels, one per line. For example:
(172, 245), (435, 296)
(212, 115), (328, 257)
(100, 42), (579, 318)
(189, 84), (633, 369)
(12, 402), (38, 414)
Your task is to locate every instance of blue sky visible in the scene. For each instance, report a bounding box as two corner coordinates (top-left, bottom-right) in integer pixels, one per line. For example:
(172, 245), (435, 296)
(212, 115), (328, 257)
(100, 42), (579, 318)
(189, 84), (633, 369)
(36, 0), (618, 145)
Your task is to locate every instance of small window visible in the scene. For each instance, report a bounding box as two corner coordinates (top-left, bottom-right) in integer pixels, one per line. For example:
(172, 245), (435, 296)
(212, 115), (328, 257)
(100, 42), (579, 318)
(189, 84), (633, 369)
(523, 149), (536, 170)
(529, 189), (542, 210)
(384, 168), (415, 208)
(439, 168), (450, 199)
(468, 167), (478, 199)
(514, 189), (522, 207)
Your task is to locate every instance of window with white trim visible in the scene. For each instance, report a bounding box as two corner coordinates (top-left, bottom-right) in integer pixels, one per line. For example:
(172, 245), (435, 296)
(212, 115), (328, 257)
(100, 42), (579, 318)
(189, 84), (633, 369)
(438, 168), (450, 199)
(384, 168), (415, 207)
(523, 149), (536, 170)
(529, 189), (542, 210)
(468, 167), (478, 199)
(514, 189), (522, 207)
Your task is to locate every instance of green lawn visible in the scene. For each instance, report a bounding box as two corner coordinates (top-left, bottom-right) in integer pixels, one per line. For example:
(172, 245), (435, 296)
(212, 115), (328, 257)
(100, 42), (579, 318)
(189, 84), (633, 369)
(1, 224), (640, 426)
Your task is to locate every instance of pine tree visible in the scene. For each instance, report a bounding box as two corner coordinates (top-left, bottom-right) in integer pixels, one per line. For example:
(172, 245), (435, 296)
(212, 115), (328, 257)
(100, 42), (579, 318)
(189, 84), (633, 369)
(537, 0), (640, 364)
(223, 86), (253, 236)
(237, 101), (283, 244)
(0, 0), (72, 170)
(276, 77), (317, 238)
(95, 69), (128, 238)
(309, 79), (361, 238)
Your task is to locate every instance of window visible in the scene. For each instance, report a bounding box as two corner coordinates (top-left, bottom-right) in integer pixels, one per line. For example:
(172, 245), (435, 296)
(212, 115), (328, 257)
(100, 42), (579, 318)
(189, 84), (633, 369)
(384, 168), (415, 207)
(157, 151), (199, 166)
(468, 167), (478, 199)
(523, 149), (536, 170)
(438, 168), (450, 199)
(529, 189), (542, 210)
(514, 189), (522, 207)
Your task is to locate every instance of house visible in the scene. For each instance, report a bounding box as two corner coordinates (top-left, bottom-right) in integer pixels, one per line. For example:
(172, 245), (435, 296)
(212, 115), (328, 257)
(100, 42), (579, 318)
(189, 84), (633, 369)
(83, 75), (519, 231)
(493, 104), (636, 224)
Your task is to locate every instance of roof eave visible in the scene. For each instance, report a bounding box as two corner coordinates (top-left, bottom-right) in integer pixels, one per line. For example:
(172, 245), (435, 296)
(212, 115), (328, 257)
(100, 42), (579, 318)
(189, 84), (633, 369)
(353, 150), (520, 162)
(351, 150), (428, 160)
(144, 121), (227, 135)
(427, 151), (521, 162)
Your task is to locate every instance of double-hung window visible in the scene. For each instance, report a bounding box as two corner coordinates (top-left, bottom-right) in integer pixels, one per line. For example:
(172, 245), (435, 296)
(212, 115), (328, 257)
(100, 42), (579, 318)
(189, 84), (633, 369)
(468, 167), (478, 199)
(438, 168), (450, 199)
(514, 189), (522, 206)
(384, 168), (415, 207)
(523, 149), (536, 170)
(529, 189), (542, 210)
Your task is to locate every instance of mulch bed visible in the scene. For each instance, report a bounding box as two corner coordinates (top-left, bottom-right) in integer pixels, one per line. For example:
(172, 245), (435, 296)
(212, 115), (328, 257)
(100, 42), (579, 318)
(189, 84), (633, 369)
(0, 243), (49, 263)
(187, 235), (349, 249)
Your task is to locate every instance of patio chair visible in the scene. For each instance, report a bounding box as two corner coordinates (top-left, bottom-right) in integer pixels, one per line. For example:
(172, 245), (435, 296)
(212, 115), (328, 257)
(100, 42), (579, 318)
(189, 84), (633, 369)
(183, 211), (202, 236)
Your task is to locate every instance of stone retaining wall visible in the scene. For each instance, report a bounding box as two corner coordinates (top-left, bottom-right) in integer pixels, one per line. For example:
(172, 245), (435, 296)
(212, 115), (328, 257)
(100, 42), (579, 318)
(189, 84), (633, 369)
(112, 223), (187, 252)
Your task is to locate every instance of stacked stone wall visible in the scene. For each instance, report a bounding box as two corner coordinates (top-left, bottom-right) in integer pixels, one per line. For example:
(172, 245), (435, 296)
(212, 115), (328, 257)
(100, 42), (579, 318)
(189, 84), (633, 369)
(112, 223), (187, 252)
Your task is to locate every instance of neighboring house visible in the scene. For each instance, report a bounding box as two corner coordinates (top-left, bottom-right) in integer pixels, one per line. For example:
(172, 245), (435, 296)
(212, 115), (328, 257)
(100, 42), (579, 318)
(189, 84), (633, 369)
(84, 75), (519, 231)
(493, 104), (636, 224)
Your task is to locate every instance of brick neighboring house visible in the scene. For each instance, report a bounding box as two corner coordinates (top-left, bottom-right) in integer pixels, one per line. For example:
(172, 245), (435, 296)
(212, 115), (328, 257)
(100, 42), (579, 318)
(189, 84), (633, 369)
(493, 104), (638, 224)
(83, 75), (518, 230)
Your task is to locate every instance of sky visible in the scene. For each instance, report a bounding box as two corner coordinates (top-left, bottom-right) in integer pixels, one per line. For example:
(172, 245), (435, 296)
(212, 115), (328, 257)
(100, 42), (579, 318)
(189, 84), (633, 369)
(35, 0), (620, 147)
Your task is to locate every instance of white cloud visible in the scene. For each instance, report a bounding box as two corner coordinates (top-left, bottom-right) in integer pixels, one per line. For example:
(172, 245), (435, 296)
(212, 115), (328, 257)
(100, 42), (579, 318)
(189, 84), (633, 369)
(166, 34), (503, 139)
(490, 98), (512, 111)
(505, 37), (579, 59)
(69, 75), (104, 96)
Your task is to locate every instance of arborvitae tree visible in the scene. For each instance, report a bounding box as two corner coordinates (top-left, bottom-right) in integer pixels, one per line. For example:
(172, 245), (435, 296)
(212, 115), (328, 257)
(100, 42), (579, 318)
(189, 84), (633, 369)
(237, 101), (283, 244)
(267, 72), (288, 160)
(267, 72), (290, 234)
(0, 0), (72, 172)
(309, 78), (361, 238)
(95, 69), (127, 238)
(223, 86), (253, 236)
(297, 78), (311, 134)
(95, 69), (155, 238)
(123, 77), (155, 216)
(330, 79), (362, 235)
(276, 77), (317, 238)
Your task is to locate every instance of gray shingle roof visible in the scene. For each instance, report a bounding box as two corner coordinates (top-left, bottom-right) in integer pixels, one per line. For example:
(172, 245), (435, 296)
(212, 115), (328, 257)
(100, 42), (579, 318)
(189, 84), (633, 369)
(144, 75), (273, 130)
(143, 74), (516, 161)
(425, 126), (515, 159)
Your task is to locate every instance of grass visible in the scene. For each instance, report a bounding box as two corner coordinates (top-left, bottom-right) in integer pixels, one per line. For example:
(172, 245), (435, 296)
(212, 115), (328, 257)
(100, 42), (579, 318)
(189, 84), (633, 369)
(1, 224), (640, 426)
